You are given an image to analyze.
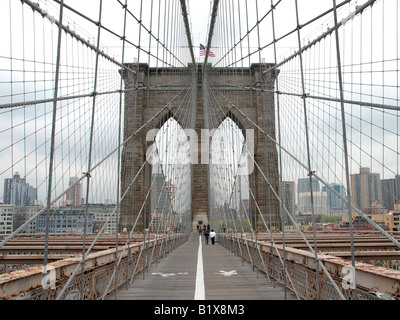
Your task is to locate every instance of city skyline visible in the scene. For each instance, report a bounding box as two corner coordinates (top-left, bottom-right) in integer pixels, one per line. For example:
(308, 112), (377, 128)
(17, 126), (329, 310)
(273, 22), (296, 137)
(2, 166), (399, 214)
(3, 172), (37, 206)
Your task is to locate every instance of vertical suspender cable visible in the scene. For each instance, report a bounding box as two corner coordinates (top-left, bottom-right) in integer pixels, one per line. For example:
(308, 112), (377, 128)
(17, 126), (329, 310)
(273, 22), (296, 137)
(80, 0), (103, 300)
(114, 0), (129, 300)
(294, 0), (321, 300)
(270, 0), (288, 300)
(41, 0), (64, 301)
(331, 0), (357, 300)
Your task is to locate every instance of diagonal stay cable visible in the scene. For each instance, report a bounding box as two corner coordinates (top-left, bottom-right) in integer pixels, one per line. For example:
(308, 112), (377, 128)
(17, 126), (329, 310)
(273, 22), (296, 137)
(56, 70), (196, 299)
(205, 76), (302, 297)
(0, 74), (196, 250)
(209, 81), (400, 250)
(207, 79), (345, 298)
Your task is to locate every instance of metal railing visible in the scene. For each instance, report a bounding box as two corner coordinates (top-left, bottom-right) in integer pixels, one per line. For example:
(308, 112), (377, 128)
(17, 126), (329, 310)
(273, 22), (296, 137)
(218, 232), (399, 300)
(0, 233), (185, 300)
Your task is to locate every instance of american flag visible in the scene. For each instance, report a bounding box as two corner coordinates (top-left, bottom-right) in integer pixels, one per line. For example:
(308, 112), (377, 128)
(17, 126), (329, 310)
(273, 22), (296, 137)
(200, 44), (215, 57)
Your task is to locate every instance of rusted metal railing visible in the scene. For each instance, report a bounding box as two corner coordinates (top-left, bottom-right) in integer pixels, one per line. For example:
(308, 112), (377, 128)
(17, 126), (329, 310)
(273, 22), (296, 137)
(0, 233), (185, 300)
(218, 233), (400, 300)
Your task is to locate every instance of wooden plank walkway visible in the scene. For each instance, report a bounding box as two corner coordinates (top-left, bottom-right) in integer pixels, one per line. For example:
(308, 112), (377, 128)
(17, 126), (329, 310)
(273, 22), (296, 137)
(107, 232), (297, 300)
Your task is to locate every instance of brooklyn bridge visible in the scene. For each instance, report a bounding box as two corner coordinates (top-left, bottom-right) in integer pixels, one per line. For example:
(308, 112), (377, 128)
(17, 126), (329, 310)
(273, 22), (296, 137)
(0, 0), (399, 302)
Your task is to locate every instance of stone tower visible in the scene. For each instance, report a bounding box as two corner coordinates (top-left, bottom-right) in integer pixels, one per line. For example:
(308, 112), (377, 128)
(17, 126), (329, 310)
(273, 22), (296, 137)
(119, 63), (280, 233)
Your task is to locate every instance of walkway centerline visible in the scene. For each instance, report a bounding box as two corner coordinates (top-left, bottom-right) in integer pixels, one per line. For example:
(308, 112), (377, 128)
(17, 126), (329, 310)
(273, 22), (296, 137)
(194, 235), (205, 300)
(107, 232), (296, 300)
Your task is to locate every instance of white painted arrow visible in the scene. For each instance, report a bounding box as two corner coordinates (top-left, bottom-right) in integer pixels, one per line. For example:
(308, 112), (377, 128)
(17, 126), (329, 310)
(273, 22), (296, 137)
(152, 272), (188, 278)
(214, 270), (237, 276)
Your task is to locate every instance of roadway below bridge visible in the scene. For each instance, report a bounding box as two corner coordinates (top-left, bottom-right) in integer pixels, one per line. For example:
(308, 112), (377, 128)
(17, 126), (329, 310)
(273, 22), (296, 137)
(106, 232), (297, 300)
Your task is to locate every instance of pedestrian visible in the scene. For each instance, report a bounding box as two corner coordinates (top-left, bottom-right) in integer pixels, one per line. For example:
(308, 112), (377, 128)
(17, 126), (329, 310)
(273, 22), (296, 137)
(204, 228), (210, 245)
(210, 229), (216, 245)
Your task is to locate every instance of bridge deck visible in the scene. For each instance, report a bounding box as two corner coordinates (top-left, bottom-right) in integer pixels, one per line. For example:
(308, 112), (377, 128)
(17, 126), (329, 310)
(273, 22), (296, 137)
(107, 232), (297, 300)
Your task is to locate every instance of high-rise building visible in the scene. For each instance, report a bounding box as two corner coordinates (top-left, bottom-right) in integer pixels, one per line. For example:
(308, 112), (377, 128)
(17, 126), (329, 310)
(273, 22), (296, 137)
(351, 167), (382, 211)
(279, 181), (295, 221)
(322, 183), (347, 211)
(297, 177), (320, 195)
(150, 173), (174, 232)
(381, 175), (400, 211)
(151, 173), (168, 214)
(381, 178), (397, 211)
(3, 172), (37, 206)
(66, 177), (84, 206)
(297, 192), (329, 216)
(396, 175), (400, 205)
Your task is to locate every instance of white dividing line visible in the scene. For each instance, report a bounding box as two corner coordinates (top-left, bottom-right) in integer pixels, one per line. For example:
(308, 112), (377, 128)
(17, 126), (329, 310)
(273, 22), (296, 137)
(194, 235), (205, 300)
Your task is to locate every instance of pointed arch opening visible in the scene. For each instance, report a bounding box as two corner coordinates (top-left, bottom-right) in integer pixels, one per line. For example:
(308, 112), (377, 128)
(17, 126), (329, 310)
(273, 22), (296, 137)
(149, 117), (192, 232)
(209, 117), (251, 228)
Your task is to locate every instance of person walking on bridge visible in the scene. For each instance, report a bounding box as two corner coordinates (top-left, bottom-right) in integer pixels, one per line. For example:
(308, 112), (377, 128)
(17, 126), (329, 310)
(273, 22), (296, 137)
(210, 229), (216, 245)
(204, 228), (210, 245)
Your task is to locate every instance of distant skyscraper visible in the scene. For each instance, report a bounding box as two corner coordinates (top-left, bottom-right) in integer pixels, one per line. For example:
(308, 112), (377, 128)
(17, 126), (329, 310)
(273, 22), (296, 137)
(351, 167), (382, 211)
(297, 192), (329, 216)
(3, 172), (37, 206)
(279, 181), (295, 218)
(381, 178), (396, 211)
(381, 175), (400, 211)
(322, 183), (347, 210)
(297, 177), (320, 195)
(66, 177), (83, 206)
(151, 173), (168, 214)
(396, 175), (400, 206)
